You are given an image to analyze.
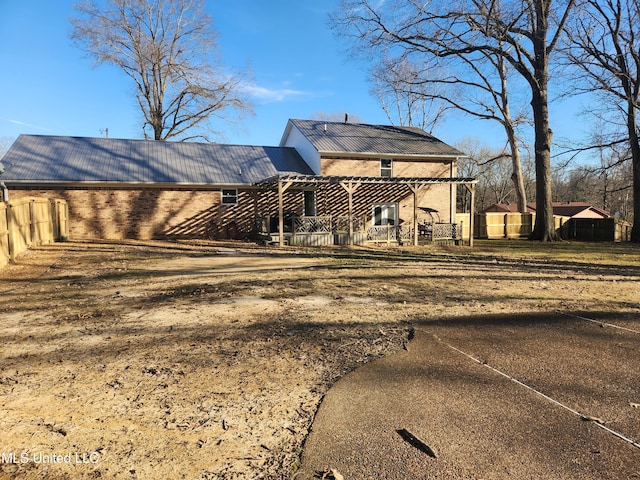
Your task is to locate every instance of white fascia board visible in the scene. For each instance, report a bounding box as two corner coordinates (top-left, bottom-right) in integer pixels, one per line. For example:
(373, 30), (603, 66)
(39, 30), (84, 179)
(318, 151), (465, 161)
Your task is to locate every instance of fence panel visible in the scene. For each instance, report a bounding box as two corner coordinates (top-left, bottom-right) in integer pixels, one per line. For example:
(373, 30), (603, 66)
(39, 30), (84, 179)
(9, 198), (32, 257)
(54, 199), (70, 240)
(564, 217), (631, 242)
(505, 213), (533, 238)
(455, 213), (471, 241)
(474, 211), (631, 241)
(0, 203), (8, 268)
(0, 197), (68, 266)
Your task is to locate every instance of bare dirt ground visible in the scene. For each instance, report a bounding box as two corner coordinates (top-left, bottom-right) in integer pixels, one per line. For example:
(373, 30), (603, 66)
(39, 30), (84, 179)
(0, 240), (639, 479)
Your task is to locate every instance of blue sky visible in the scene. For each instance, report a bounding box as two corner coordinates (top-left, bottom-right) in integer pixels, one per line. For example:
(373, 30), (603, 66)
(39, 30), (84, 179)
(0, 0), (587, 156)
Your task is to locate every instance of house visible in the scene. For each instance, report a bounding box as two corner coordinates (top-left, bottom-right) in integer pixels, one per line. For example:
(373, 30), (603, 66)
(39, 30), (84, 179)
(0, 119), (475, 245)
(484, 202), (610, 219)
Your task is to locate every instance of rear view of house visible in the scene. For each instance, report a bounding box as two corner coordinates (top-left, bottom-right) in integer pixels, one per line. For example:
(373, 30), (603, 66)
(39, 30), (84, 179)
(1, 119), (475, 245)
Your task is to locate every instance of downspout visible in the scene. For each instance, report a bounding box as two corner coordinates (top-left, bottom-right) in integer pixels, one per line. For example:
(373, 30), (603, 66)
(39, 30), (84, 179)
(0, 160), (7, 201)
(450, 161), (456, 223)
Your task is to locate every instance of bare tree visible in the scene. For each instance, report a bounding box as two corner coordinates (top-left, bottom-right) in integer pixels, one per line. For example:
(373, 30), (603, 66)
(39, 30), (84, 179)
(0, 137), (15, 161)
(310, 112), (364, 123)
(71, 0), (252, 141)
(564, 0), (640, 241)
(377, 50), (530, 211)
(370, 57), (451, 133)
(456, 138), (516, 211)
(332, 0), (576, 240)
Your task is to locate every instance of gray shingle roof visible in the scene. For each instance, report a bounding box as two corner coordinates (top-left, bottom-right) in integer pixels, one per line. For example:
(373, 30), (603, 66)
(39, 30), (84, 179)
(1, 135), (314, 185)
(287, 119), (465, 157)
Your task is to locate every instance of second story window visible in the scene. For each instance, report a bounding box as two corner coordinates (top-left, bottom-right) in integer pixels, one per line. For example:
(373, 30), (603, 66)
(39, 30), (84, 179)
(380, 158), (392, 177)
(221, 189), (238, 205)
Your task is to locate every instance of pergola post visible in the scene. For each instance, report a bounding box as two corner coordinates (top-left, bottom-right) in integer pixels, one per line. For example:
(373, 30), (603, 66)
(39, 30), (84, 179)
(277, 180), (293, 247)
(339, 180), (360, 246)
(464, 183), (476, 247)
(408, 183), (419, 246)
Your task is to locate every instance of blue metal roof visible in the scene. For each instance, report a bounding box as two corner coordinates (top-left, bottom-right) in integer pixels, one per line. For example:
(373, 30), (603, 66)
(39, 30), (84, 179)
(1, 135), (314, 186)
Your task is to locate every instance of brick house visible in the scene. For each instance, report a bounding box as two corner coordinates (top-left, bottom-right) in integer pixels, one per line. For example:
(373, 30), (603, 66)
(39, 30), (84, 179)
(1, 119), (475, 245)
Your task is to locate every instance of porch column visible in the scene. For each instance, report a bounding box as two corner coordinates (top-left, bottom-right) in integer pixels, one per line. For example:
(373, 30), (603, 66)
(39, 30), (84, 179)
(339, 180), (360, 246)
(465, 183), (476, 247)
(277, 180), (293, 247)
(408, 183), (419, 246)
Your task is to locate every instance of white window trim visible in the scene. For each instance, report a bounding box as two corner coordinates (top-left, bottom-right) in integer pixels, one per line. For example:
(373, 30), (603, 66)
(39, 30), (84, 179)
(221, 189), (238, 205)
(380, 158), (393, 177)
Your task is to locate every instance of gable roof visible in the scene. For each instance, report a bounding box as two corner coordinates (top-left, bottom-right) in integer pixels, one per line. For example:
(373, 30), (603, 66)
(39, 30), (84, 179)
(484, 203), (535, 213)
(282, 119), (466, 158)
(484, 202), (610, 218)
(548, 202), (610, 218)
(1, 134), (313, 186)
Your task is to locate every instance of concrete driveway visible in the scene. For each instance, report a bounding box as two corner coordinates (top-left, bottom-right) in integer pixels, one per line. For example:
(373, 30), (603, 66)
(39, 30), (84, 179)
(297, 313), (640, 479)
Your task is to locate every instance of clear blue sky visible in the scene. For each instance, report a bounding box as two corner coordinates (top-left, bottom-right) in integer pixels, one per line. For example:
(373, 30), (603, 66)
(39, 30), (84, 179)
(0, 0), (586, 156)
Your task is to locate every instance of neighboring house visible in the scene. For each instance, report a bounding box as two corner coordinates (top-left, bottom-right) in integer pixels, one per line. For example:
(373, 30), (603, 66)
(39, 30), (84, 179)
(484, 202), (610, 219)
(1, 119), (475, 245)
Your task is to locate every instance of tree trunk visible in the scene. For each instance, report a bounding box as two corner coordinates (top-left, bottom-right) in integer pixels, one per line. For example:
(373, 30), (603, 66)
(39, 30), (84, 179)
(529, 7), (559, 242)
(628, 102), (640, 242)
(499, 56), (528, 213)
(530, 85), (559, 241)
(505, 122), (528, 212)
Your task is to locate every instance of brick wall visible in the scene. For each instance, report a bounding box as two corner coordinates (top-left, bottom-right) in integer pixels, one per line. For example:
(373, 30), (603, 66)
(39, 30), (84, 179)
(319, 157), (456, 223)
(320, 156), (455, 178)
(7, 188), (274, 240)
(8, 176), (456, 240)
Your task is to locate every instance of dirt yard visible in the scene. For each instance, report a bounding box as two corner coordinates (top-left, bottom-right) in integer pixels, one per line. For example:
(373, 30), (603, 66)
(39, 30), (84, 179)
(0, 240), (639, 479)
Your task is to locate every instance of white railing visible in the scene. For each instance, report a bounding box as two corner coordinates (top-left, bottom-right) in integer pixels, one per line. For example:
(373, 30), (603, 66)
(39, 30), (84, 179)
(367, 225), (400, 242)
(258, 215), (460, 245)
(293, 216), (332, 233)
(432, 222), (459, 240)
(334, 215), (366, 233)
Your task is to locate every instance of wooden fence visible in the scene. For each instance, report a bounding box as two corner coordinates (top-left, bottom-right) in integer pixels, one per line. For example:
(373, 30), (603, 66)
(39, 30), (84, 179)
(473, 212), (632, 241)
(0, 197), (69, 267)
(561, 217), (632, 242)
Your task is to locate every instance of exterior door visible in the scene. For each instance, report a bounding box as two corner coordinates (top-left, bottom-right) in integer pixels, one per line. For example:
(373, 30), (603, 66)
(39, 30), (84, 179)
(304, 190), (317, 216)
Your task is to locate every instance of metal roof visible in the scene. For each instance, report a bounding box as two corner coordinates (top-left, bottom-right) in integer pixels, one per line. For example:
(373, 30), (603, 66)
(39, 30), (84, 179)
(1, 134), (314, 186)
(286, 119), (466, 158)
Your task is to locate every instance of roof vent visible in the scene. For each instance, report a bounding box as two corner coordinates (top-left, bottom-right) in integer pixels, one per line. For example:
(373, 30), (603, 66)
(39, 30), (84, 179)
(323, 123), (327, 133)
(344, 113), (348, 123)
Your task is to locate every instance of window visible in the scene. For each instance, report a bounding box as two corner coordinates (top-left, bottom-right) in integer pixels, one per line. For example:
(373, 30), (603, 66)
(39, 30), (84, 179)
(221, 189), (238, 205)
(380, 158), (392, 177)
(372, 203), (398, 225)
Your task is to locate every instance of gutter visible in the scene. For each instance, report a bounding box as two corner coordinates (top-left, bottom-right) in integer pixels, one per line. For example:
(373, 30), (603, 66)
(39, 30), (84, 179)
(318, 151), (466, 161)
(2, 180), (260, 191)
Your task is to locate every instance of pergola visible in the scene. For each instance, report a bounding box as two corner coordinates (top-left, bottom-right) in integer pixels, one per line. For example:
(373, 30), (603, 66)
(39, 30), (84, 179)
(257, 174), (477, 247)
